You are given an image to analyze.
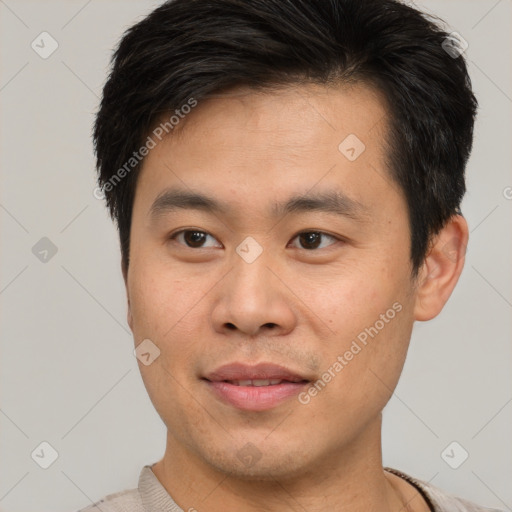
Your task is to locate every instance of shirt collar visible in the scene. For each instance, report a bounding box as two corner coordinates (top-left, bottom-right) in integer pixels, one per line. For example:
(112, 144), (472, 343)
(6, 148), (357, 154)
(139, 464), (184, 512)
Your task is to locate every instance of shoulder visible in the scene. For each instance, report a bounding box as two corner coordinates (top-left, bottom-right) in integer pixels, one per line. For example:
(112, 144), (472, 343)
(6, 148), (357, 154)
(420, 480), (504, 512)
(385, 467), (505, 512)
(74, 487), (143, 512)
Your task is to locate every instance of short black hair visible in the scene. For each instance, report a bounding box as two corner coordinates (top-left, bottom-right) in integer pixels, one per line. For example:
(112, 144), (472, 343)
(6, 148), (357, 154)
(93, 0), (477, 277)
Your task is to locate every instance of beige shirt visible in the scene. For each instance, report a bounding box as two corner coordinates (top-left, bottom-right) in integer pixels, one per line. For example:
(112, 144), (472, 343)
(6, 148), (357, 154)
(75, 464), (504, 512)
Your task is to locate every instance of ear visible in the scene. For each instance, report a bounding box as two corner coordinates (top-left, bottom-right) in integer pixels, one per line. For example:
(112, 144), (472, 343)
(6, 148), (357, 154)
(122, 257), (133, 331)
(413, 214), (469, 321)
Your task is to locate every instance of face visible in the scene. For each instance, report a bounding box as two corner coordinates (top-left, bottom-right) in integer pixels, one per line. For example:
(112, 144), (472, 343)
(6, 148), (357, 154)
(125, 83), (420, 480)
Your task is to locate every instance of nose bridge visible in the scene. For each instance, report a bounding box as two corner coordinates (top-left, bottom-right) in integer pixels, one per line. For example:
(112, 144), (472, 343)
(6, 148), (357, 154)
(230, 236), (274, 300)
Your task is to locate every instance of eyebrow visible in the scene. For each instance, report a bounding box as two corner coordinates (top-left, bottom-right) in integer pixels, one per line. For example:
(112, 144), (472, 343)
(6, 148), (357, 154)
(148, 187), (370, 223)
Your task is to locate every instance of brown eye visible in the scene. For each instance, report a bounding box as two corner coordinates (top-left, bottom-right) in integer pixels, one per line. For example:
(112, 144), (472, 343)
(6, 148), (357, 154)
(170, 230), (221, 248)
(290, 231), (339, 250)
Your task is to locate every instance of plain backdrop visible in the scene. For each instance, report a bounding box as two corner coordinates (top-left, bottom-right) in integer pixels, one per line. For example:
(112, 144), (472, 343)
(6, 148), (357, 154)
(0, 1), (511, 511)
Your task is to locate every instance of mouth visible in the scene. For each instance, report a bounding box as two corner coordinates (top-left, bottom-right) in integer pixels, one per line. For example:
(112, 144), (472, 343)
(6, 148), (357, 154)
(216, 378), (307, 386)
(202, 363), (311, 411)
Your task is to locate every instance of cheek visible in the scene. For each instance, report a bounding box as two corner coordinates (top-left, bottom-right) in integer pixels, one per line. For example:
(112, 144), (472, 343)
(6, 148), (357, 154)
(129, 261), (200, 336)
(302, 267), (413, 389)
(129, 263), (211, 377)
(129, 266), (205, 418)
(301, 268), (398, 337)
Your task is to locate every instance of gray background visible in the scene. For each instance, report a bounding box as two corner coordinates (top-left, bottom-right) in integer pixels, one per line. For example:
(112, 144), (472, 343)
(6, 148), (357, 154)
(0, 0), (511, 511)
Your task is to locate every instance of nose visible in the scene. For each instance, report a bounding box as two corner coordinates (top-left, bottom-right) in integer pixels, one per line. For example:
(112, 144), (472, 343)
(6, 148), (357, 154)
(211, 246), (297, 338)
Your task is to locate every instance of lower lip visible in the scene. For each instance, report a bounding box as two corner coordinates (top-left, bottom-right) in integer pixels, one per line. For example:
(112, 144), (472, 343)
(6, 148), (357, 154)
(204, 380), (308, 411)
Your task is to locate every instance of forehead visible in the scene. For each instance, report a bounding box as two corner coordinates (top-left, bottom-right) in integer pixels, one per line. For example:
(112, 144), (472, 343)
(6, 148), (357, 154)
(170, 82), (389, 151)
(133, 82), (400, 224)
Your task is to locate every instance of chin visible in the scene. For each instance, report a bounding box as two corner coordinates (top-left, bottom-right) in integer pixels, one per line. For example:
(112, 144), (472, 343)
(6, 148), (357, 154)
(199, 442), (314, 482)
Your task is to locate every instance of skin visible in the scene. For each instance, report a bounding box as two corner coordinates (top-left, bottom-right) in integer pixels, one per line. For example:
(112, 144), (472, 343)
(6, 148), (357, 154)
(123, 82), (468, 512)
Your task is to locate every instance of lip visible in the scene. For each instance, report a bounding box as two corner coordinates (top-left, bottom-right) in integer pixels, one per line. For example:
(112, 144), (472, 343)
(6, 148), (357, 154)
(203, 363), (310, 411)
(204, 362), (309, 382)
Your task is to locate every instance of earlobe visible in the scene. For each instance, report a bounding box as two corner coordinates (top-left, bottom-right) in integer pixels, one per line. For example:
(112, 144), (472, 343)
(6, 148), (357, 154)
(413, 215), (469, 321)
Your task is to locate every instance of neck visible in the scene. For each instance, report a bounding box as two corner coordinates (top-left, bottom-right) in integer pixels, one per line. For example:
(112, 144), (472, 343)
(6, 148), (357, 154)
(151, 414), (411, 512)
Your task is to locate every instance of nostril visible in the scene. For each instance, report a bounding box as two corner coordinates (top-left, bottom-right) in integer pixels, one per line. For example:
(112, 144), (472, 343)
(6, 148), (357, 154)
(224, 322), (276, 331)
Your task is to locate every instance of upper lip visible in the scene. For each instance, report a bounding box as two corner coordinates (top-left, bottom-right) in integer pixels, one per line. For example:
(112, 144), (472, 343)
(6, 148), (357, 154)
(203, 363), (310, 382)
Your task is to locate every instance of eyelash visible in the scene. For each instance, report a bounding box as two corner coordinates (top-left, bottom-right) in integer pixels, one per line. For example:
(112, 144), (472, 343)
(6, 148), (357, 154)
(168, 229), (342, 251)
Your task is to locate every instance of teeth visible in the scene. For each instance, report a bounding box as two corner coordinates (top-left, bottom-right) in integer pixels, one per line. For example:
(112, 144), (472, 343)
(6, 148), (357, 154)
(230, 379), (284, 386)
(253, 379), (282, 386)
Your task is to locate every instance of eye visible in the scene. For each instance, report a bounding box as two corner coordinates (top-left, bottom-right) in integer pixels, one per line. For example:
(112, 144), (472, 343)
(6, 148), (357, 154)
(289, 231), (340, 250)
(169, 229), (221, 249)
(169, 229), (341, 251)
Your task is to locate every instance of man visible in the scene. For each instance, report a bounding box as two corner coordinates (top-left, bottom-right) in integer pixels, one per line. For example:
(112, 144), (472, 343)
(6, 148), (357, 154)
(82, 0), (501, 510)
